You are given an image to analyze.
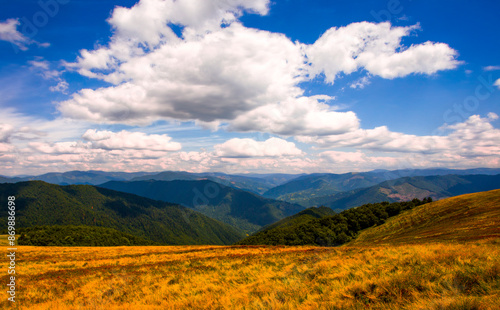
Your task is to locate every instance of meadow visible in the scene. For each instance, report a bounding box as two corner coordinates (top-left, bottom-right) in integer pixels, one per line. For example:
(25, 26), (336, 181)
(2, 239), (499, 309)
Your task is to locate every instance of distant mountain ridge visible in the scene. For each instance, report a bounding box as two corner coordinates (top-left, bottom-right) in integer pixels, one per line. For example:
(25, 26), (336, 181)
(0, 181), (243, 245)
(0, 170), (157, 185)
(2, 168), (499, 196)
(263, 168), (500, 205)
(130, 171), (301, 194)
(303, 174), (500, 211)
(99, 179), (305, 233)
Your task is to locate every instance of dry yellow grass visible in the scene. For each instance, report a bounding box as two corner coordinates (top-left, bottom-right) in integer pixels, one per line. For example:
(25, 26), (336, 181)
(351, 189), (500, 246)
(2, 240), (499, 309)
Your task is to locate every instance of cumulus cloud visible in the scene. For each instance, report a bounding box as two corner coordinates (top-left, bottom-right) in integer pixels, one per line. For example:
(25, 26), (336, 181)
(3, 114), (500, 176)
(67, 0), (271, 77)
(60, 23), (306, 125)
(229, 96), (359, 136)
(307, 22), (461, 83)
(58, 1), (459, 137)
(82, 129), (182, 151)
(214, 137), (302, 157)
(298, 126), (449, 154)
(298, 114), (500, 159)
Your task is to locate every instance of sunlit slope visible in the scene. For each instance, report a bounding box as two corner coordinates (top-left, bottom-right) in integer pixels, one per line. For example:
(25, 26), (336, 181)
(351, 189), (500, 245)
(5, 242), (500, 309)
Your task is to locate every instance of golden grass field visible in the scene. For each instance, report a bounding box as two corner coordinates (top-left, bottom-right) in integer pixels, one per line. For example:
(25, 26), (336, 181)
(2, 239), (499, 310)
(351, 189), (500, 246)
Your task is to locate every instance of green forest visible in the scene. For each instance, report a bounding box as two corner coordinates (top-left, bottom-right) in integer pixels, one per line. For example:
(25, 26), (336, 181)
(18, 225), (156, 246)
(237, 198), (432, 246)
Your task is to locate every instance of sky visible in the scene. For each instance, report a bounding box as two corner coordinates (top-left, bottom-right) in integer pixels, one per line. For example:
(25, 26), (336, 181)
(0, 0), (499, 176)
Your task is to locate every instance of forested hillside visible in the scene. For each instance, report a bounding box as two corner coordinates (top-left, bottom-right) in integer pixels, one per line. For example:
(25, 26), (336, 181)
(18, 225), (157, 246)
(0, 181), (243, 245)
(237, 198), (431, 246)
(99, 179), (304, 233)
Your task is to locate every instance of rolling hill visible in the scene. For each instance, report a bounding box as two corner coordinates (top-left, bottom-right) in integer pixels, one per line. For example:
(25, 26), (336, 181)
(303, 174), (500, 211)
(262, 168), (500, 205)
(99, 179), (305, 233)
(0, 181), (243, 245)
(350, 189), (500, 245)
(237, 198), (430, 246)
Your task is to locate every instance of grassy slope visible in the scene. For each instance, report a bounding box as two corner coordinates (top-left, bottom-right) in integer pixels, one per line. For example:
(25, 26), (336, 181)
(351, 189), (500, 245)
(0, 181), (243, 245)
(7, 242), (500, 309)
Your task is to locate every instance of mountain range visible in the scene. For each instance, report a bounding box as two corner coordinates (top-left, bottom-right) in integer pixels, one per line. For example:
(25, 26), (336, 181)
(0, 181), (242, 245)
(98, 179), (305, 233)
(303, 174), (500, 211)
(1, 168), (500, 246)
(263, 168), (500, 205)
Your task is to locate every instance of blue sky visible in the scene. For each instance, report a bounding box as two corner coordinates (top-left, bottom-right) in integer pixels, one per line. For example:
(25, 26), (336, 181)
(0, 0), (499, 176)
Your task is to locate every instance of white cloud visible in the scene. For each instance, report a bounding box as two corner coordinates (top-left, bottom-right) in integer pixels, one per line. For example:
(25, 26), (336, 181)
(494, 78), (500, 89)
(108, 0), (269, 48)
(484, 66), (500, 71)
(298, 126), (449, 154)
(67, 0), (270, 76)
(29, 60), (61, 79)
(59, 1), (459, 138)
(2, 113), (500, 176)
(306, 22), (460, 83)
(29, 141), (91, 154)
(0, 124), (15, 143)
(60, 23), (306, 125)
(298, 114), (500, 159)
(82, 129), (182, 151)
(0, 18), (48, 51)
(3, 2), (481, 176)
(228, 95), (359, 136)
(29, 59), (69, 93)
(0, 19), (30, 51)
(49, 81), (69, 93)
(350, 76), (371, 89)
(0, 109), (95, 144)
(214, 137), (302, 157)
